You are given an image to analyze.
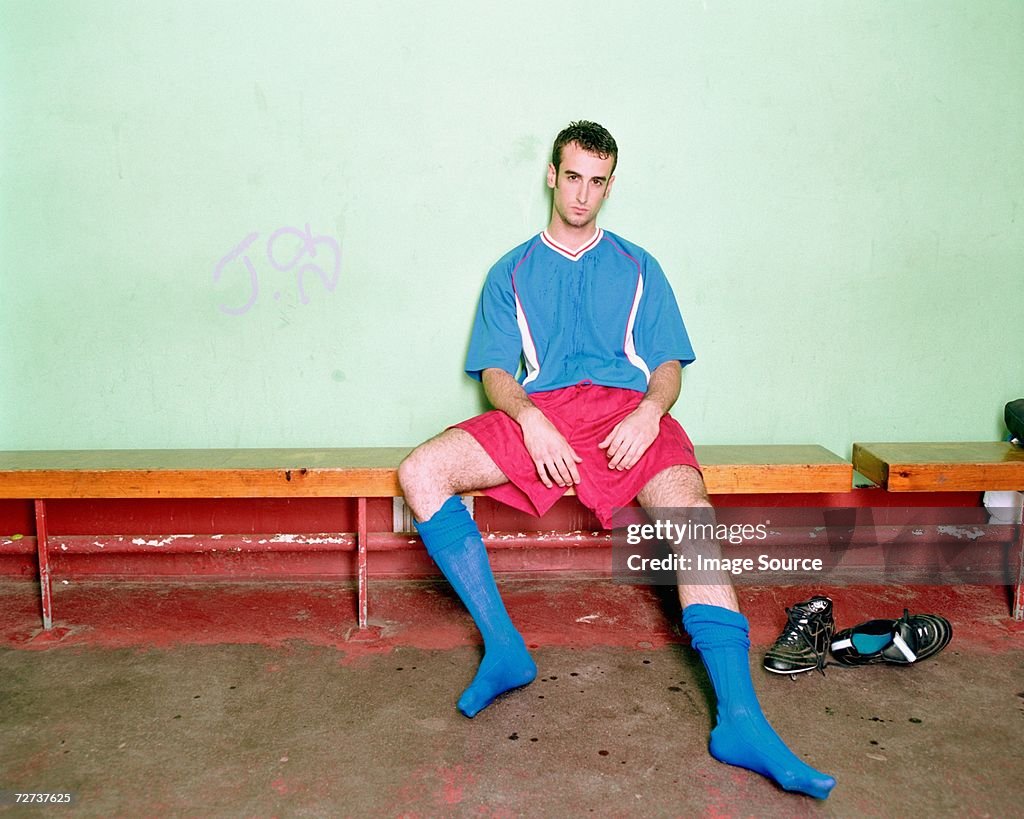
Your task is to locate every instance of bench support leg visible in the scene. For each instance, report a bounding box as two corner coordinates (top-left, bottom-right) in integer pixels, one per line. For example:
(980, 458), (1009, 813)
(1014, 520), (1023, 621)
(35, 500), (53, 630)
(357, 496), (368, 629)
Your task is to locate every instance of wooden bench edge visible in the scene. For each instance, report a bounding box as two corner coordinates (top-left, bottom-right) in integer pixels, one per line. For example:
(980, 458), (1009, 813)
(852, 442), (1024, 492)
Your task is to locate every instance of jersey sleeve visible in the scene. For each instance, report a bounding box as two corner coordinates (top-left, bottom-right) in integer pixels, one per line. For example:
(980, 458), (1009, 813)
(464, 261), (523, 382)
(633, 256), (696, 371)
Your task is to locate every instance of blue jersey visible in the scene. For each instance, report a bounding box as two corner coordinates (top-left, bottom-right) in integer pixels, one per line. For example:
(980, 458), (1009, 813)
(465, 229), (695, 394)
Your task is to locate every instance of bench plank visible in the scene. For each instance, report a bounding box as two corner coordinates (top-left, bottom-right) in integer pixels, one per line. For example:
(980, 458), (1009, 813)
(0, 448), (413, 499)
(696, 444), (851, 494)
(0, 445), (852, 499)
(853, 442), (1024, 492)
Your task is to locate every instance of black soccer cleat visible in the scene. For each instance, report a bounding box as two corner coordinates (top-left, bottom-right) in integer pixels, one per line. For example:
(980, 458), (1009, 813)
(830, 609), (952, 667)
(763, 595), (835, 676)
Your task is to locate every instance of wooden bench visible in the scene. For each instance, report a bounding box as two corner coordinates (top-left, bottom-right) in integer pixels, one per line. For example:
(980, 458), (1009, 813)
(853, 442), (1024, 619)
(1, 446), (852, 631)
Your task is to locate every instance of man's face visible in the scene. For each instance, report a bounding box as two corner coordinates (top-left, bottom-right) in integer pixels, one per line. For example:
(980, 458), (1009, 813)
(547, 141), (616, 231)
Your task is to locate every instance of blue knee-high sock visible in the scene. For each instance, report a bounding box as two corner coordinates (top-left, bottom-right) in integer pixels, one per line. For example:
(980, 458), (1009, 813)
(683, 604), (836, 799)
(415, 496), (537, 717)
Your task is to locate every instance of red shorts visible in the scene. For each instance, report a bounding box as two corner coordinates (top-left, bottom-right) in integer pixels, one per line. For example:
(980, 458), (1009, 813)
(453, 382), (702, 529)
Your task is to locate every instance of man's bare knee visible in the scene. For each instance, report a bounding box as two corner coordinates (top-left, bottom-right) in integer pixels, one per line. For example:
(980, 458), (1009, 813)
(399, 428), (508, 521)
(637, 465), (711, 509)
(398, 434), (455, 499)
(398, 442), (434, 492)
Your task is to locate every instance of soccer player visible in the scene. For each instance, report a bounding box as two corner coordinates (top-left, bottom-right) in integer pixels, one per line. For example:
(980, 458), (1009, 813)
(398, 121), (835, 799)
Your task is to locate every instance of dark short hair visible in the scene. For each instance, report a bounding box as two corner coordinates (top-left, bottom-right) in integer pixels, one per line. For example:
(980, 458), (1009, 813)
(551, 120), (618, 175)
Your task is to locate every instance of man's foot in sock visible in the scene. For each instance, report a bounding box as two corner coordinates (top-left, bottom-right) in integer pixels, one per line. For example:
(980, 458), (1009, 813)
(457, 643), (537, 718)
(708, 706), (836, 799)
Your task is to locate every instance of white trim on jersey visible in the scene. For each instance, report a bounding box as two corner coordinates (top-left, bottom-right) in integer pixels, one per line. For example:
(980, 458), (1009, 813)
(623, 270), (651, 383)
(515, 291), (541, 385)
(540, 228), (604, 262)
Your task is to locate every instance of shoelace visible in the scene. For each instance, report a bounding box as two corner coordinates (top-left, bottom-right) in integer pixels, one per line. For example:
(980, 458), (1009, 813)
(775, 607), (831, 675)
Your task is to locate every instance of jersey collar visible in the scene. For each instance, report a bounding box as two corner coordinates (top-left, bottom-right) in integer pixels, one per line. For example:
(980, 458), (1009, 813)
(540, 228), (604, 262)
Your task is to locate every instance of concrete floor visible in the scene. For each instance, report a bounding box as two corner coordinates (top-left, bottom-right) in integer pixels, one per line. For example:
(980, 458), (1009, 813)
(2, 579), (1023, 817)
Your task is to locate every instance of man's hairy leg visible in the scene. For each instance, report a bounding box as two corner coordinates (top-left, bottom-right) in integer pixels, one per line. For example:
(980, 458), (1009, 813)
(399, 428), (508, 521)
(636, 464), (737, 610)
(398, 429), (536, 717)
(639, 466), (835, 799)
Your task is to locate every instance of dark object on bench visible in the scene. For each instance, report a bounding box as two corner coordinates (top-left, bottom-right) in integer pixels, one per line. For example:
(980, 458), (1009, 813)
(1007, 399), (1024, 445)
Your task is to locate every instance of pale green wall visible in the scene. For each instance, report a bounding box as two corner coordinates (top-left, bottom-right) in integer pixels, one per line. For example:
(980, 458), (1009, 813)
(2, 1), (1022, 458)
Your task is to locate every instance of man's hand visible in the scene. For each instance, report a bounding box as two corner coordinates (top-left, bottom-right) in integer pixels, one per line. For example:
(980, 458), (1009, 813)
(481, 368), (583, 489)
(598, 400), (662, 470)
(519, 406), (583, 488)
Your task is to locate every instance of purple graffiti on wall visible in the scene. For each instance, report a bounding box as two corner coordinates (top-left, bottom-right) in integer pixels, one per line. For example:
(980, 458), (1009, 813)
(214, 224), (341, 315)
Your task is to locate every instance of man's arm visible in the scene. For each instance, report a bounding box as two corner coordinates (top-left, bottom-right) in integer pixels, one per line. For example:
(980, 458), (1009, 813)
(598, 360), (682, 470)
(481, 368), (583, 489)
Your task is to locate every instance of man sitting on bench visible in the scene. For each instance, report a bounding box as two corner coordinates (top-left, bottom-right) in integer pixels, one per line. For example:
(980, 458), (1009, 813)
(398, 121), (835, 800)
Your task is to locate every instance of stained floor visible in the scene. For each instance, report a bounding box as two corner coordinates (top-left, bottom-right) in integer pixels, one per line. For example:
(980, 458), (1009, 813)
(2, 579), (1022, 817)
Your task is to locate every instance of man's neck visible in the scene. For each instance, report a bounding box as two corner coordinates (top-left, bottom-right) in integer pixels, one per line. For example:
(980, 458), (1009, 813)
(544, 221), (600, 253)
